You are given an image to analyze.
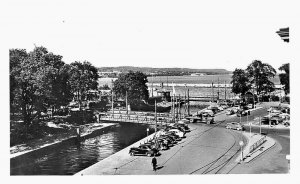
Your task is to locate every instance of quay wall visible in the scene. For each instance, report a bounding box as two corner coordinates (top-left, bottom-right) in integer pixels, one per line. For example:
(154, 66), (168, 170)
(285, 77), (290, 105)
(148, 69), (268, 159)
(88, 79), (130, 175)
(10, 123), (116, 160)
(75, 132), (157, 175)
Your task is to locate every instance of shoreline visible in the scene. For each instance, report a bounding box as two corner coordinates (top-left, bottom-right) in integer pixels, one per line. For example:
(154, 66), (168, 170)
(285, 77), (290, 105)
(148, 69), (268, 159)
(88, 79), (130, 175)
(10, 123), (116, 159)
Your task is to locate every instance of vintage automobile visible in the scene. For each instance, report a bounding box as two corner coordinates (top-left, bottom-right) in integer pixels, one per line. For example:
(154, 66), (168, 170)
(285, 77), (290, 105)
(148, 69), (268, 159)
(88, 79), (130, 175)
(156, 136), (175, 147)
(129, 144), (159, 156)
(164, 125), (185, 133)
(159, 134), (178, 144)
(226, 122), (244, 131)
(236, 109), (248, 117)
(163, 132), (182, 141)
(226, 109), (235, 115)
(169, 123), (190, 132)
(147, 139), (169, 150)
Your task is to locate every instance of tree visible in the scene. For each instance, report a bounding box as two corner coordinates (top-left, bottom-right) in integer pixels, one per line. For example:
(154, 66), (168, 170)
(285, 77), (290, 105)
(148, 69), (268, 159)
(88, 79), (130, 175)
(10, 46), (72, 126)
(10, 49), (28, 113)
(68, 61), (99, 109)
(246, 60), (276, 96)
(113, 71), (149, 105)
(230, 68), (251, 96)
(278, 63), (289, 94)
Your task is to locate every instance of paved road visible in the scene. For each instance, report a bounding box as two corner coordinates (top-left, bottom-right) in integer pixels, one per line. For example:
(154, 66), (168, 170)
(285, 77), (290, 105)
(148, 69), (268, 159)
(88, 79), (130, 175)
(77, 102), (290, 175)
(76, 122), (246, 175)
(213, 104), (290, 174)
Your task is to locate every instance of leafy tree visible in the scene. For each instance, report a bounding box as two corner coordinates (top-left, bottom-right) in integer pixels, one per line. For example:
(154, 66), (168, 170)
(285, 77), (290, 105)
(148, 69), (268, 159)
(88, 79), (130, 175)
(230, 68), (251, 96)
(278, 63), (289, 94)
(68, 61), (99, 109)
(10, 49), (28, 113)
(246, 60), (276, 96)
(10, 46), (72, 126)
(113, 71), (149, 105)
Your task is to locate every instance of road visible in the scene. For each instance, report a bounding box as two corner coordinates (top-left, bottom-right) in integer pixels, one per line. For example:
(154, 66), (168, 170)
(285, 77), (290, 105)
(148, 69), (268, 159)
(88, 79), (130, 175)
(213, 103), (290, 174)
(76, 122), (246, 175)
(77, 102), (290, 175)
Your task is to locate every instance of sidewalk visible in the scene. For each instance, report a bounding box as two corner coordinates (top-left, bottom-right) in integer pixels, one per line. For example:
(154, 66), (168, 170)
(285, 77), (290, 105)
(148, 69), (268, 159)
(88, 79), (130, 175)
(235, 132), (276, 163)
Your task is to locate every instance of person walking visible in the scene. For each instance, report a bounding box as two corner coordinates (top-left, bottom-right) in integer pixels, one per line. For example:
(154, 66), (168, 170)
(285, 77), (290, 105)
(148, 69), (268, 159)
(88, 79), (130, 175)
(151, 156), (157, 171)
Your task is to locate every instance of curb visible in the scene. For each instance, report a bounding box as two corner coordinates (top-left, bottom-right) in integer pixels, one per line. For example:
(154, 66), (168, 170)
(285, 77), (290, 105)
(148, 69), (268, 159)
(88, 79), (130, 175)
(244, 140), (276, 163)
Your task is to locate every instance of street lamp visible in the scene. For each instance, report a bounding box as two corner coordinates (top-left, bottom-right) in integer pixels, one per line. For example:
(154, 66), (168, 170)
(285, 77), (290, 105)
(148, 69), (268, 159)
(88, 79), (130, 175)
(147, 128), (149, 137)
(239, 141), (244, 162)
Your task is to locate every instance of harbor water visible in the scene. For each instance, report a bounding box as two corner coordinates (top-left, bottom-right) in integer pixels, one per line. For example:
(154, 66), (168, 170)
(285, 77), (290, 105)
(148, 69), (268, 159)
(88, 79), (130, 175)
(10, 122), (154, 175)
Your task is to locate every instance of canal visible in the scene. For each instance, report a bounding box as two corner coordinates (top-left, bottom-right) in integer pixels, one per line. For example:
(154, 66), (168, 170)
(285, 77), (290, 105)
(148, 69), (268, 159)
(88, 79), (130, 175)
(10, 122), (154, 175)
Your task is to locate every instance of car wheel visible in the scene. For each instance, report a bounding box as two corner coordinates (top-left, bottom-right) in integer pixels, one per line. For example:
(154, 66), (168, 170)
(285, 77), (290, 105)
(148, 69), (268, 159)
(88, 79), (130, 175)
(130, 152), (135, 156)
(147, 153), (152, 157)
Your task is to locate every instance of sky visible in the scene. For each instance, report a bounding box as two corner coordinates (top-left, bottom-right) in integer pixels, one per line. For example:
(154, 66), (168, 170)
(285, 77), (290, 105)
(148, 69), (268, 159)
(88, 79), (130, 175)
(1, 0), (300, 181)
(2, 0), (298, 71)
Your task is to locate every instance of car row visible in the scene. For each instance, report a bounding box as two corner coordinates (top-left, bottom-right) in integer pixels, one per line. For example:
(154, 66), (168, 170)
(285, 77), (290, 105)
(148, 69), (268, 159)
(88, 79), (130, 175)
(129, 121), (190, 157)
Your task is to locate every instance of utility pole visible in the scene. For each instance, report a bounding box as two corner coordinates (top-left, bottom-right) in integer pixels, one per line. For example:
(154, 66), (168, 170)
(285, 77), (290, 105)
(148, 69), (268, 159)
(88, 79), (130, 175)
(111, 79), (114, 118)
(217, 78), (220, 101)
(112, 91), (114, 118)
(155, 100), (157, 133)
(225, 81), (227, 101)
(211, 81), (214, 103)
(167, 76), (169, 87)
(151, 74), (154, 97)
(259, 116), (262, 135)
(179, 94), (181, 120)
(187, 88), (190, 116)
(176, 97), (178, 120)
(126, 91), (128, 115)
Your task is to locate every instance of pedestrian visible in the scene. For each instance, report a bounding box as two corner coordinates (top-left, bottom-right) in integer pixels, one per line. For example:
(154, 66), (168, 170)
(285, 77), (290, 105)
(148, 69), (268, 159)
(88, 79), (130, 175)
(151, 156), (157, 171)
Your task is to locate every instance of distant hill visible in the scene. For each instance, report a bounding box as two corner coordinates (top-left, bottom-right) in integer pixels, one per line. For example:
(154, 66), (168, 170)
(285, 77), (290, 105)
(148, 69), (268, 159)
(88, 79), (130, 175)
(98, 66), (231, 76)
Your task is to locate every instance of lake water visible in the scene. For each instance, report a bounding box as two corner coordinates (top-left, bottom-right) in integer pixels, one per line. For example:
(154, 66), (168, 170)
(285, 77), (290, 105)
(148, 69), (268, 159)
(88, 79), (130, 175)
(99, 74), (280, 86)
(98, 74), (280, 98)
(10, 123), (154, 175)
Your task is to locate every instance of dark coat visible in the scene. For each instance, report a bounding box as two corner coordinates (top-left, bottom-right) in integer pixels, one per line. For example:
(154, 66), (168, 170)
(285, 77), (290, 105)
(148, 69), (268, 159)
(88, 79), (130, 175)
(152, 157), (157, 165)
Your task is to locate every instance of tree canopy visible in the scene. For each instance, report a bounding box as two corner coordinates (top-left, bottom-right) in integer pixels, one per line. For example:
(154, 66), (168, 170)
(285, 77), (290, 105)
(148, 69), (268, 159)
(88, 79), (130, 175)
(10, 46), (99, 127)
(246, 60), (276, 96)
(68, 61), (99, 108)
(112, 71), (149, 105)
(10, 47), (73, 125)
(230, 68), (251, 96)
(278, 63), (289, 94)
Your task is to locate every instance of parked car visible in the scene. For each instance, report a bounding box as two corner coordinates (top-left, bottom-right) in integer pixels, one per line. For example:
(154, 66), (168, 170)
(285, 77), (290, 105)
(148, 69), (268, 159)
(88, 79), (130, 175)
(166, 125), (186, 133)
(220, 105), (229, 109)
(156, 136), (175, 146)
(178, 119), (190, 124)
(170, 123), (190, 132)
(129, 144), (159, 156)
(236, 109), (248, 117)
(247, 104), (254, 109)
(148, 139), (169, 150)
(226, 109), (235, 115)
(162, 131), (182, 141)
(167, 128), (185, 138)
(226, 122), (244, 131)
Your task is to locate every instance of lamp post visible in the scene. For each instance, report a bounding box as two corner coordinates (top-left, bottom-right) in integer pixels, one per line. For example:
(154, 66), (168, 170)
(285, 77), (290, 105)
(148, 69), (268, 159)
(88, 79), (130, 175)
(147, 128), (149, 137)
(239, 140), (244, 162)
(259, 116), (262, 135)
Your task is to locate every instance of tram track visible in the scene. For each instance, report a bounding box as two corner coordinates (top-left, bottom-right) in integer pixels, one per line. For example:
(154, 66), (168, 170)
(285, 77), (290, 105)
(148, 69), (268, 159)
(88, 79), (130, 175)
(189, 129), (237, 174)
(201, 130), (241, 174)
(160, 121), (226, 166)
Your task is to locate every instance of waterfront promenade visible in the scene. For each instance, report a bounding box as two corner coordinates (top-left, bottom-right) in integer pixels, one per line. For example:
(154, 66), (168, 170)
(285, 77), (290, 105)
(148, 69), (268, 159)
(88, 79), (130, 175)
(76, 122), (246, 175)
(76, 102), (288, 175)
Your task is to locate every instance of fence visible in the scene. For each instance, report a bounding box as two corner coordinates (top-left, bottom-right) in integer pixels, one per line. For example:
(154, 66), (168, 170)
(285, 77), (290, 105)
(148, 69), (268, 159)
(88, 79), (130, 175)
(100, 113), (173, 125)
(249, 136), (266, 153)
